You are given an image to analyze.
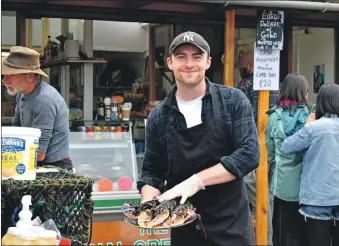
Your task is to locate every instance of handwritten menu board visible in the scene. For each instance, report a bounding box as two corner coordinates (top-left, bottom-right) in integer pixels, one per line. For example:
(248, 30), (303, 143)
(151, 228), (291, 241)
(256, 10), (284, 50)
(253, 43), (280, 91)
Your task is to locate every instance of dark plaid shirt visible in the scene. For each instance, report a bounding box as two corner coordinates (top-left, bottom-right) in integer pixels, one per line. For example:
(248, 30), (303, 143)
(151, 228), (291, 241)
(137, 78), (260, 193)
(237, 75), (281, 124)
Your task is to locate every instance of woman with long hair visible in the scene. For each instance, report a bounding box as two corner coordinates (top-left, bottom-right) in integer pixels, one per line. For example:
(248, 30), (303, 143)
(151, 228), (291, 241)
(265, 73), (310, 246)
(282, 83), (339, 246)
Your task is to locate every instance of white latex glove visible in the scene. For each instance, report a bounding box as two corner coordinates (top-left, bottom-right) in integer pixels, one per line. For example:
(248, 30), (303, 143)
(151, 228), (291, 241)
(157, 174), (205, 204)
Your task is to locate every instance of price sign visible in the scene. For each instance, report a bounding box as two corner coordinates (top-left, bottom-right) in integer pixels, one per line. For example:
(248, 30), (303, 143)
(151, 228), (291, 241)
(253, 43), (280, 91)
(256, 10), (284, 50)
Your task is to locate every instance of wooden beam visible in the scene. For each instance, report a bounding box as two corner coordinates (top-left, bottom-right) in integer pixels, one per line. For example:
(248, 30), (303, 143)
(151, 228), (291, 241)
(256, 90), (269, 246)
(148, 27), (156, 102)
(223, 10), (235, 87)
(335, 26), (339, 84)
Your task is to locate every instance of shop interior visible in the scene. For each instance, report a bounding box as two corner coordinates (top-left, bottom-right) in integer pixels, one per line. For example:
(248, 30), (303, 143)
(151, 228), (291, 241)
(1, 12), (337, 193)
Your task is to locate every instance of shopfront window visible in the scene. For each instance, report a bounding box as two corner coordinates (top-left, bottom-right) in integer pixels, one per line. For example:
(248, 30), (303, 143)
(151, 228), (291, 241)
(69, 19), (84, 45)
(1, 11), (16, 46)
(154, 25), (174, 101)
(69, 64), (84, 120)
(32, 19), (42, 48)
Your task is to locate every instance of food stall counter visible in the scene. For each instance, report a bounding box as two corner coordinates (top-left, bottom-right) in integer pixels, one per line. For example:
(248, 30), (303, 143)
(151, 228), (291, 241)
(69, 120), (170, 245)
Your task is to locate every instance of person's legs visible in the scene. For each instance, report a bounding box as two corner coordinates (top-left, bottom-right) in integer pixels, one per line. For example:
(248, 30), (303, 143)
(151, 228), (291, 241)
(273, 197), (305, 246)
(299, 205), (336, 246)
(332, 206), (339, 246)
(305, 218), (332, 246)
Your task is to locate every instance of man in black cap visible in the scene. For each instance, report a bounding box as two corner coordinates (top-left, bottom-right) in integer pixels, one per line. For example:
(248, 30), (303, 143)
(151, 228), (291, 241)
(137, 31), (259, 245)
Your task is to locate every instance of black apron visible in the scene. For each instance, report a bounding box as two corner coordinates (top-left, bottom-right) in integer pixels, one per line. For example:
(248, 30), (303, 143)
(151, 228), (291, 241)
(166, 110), (255, 246)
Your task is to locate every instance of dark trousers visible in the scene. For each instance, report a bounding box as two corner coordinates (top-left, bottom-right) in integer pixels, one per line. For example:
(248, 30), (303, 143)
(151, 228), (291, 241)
(273, 196), (307, 246)
(305, 218), (339, 246)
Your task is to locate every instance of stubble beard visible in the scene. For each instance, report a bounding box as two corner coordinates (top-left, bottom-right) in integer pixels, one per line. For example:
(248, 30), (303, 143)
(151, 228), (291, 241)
(5, 85), (18, 96)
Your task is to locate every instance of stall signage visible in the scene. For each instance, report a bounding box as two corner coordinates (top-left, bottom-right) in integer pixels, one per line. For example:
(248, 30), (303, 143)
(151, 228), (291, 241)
(90, 221), (170, 246)
(256, 10), (284, 50)
(253, 43), (280, 91)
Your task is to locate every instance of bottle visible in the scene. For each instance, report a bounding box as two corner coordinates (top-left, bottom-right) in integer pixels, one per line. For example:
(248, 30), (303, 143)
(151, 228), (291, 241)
(44, 35), (53, 63)
(104, 97), (111, 121)
(16, 195), (33, 228)
(97, 97), (105, 120)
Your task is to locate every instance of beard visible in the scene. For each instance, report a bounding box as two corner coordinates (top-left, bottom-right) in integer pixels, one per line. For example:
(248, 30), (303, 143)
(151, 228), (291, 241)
(5, 85), (19, 96)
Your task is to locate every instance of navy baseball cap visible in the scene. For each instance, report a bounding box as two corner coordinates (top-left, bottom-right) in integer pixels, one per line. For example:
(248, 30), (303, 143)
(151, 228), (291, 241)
(169, 31), (210, 55)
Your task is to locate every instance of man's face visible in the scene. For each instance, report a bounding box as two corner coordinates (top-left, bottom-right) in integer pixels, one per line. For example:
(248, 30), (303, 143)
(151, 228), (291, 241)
(167, 45), (211, 87)
(2, 73), (34, 96)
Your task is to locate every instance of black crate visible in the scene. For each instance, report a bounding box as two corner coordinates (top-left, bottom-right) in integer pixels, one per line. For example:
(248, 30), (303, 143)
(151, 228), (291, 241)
(1, 167), (94, 245)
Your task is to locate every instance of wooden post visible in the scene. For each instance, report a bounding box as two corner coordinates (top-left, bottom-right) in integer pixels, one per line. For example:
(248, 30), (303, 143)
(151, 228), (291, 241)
(25, 19), (32, 48)
(256, 90), (269, 246)
(148, 26), (156, 102)
(224, 10), (235, 87)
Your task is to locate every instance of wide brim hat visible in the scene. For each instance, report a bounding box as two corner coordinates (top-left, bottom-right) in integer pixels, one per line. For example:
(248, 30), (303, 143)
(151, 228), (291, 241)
(2, 46), (49, 77)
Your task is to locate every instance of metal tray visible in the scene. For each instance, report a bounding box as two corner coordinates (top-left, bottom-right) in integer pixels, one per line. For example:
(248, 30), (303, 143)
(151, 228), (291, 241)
(124, 212), (198, 230)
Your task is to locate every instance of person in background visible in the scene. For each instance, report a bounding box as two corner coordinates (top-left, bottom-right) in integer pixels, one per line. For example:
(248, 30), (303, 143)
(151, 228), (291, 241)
(282, 83), (339, 246)
(266, 73), (310, 246)
(2, 46), (73, 170)
(137, 31), (259, 245)
(236, 48), (280, 245)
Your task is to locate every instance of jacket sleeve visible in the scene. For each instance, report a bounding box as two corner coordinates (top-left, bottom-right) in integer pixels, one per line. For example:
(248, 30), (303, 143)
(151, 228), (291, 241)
(137, 111), (166, 193)
(220, 90), (260, 179)
(282, 125), (311, 155)
(265, 116), (276, 180)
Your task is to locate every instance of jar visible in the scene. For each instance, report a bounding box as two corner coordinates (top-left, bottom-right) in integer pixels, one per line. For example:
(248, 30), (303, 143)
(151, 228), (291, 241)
(2, 227), (20, 245)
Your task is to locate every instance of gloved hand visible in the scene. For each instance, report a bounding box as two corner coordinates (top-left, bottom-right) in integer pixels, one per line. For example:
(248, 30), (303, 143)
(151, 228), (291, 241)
(157, 174), (205, 204)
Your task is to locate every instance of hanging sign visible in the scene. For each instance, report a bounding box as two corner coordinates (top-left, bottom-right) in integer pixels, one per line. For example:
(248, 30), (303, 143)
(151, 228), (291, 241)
(256, 10), (284, 50)
(253, 43), (280, 91)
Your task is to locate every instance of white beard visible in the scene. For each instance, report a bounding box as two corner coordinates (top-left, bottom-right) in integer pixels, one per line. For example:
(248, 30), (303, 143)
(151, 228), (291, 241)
(5, 85), (18, 96)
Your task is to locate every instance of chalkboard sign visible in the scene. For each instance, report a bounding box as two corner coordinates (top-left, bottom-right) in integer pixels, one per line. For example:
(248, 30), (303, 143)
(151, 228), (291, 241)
(256, 10), (284, 50)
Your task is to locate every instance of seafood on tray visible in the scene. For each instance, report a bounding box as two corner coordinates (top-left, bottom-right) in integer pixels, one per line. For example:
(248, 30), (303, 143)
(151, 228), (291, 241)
(121, 198), (197, 228)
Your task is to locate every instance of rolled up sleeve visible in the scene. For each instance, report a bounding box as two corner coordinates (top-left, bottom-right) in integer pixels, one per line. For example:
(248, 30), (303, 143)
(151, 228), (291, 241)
(137, 111), (166, 193)
(220, 91), (260, 179)
(31, 99), (56, 154)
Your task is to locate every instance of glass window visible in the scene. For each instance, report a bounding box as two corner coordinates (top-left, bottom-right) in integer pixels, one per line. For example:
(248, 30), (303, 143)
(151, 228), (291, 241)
(69, 64), (84, 120)
(1, 11), (17, 46)
(69, 19), (84, 44)
(32, 19), (42, 48)
(49, 18), (61, 41)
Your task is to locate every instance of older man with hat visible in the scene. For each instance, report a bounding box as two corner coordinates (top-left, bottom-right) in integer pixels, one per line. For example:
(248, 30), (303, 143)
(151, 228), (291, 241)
(2, 46), (73, 170)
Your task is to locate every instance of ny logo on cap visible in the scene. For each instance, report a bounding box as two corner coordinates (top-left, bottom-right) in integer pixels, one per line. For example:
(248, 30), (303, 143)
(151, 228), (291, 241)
(183, 32), (194, 42)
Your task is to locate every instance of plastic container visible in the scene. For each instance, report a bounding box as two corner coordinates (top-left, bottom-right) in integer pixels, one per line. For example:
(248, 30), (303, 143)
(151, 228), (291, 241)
(16, 231), (39, 245)
(1, 127), (41, 180)
(41, 230), (57, 245)
(1, 227), (20, 245)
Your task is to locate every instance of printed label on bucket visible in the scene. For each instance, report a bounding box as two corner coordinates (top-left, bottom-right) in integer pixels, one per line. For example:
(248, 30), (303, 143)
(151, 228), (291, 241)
(1, 137), (26, 177)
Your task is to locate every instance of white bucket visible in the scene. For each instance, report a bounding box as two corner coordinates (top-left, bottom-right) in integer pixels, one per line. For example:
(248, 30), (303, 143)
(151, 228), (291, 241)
(1, 127), (41, 180)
